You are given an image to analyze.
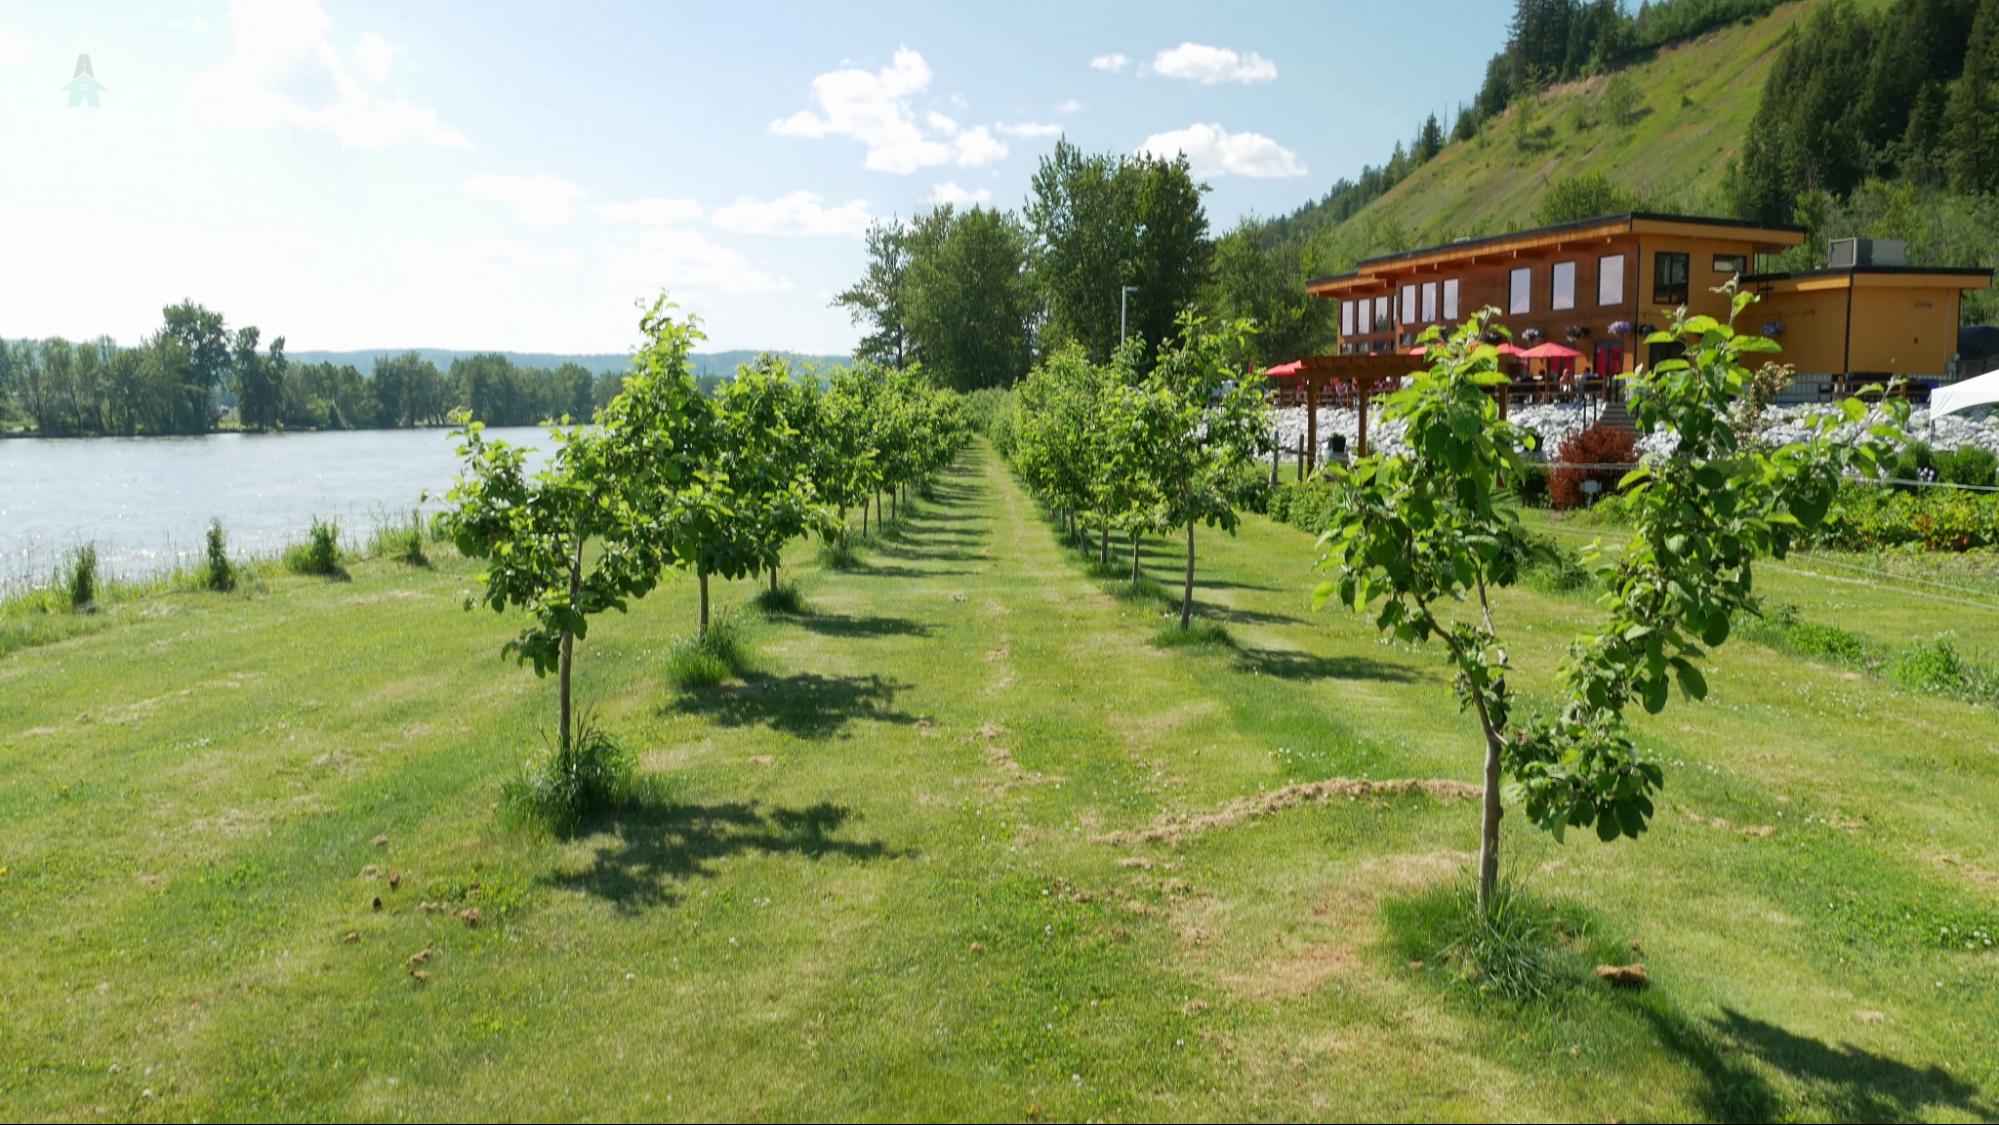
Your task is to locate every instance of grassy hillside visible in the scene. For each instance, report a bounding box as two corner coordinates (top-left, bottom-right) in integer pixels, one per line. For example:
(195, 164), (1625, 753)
(4, 443), (1997, 1118)
(1308, 0), (1858, 258)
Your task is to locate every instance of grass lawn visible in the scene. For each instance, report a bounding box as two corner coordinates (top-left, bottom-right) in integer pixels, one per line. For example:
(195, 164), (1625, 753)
(3, 441), (1995, 1121)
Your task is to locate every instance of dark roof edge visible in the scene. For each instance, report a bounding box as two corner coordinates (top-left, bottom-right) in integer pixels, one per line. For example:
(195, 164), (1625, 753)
(1306, 211), (1810, 289)
(1745, 264), (1994, 283)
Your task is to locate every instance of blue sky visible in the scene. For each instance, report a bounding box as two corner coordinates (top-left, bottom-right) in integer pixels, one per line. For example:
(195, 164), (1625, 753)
(0, 0), (1511, 354)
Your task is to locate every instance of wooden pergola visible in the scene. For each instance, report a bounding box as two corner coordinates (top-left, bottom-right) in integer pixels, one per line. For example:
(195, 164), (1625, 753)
(1286, 353), (1420, 470)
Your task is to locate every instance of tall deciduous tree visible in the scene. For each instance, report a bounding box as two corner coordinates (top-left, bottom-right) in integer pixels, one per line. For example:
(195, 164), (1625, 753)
(834, 219), (915, 368)
(903, 205), (1036, 390)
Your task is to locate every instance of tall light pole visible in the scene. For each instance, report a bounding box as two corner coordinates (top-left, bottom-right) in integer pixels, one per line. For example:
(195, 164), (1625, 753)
(1120, 285), (1138, 345)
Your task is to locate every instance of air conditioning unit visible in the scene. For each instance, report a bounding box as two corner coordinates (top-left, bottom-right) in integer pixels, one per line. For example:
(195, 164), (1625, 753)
(1828, 238), (1908, 269)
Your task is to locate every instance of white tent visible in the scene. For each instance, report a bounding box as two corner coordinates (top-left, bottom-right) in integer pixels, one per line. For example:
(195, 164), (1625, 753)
(1931, 368), (1999, 420)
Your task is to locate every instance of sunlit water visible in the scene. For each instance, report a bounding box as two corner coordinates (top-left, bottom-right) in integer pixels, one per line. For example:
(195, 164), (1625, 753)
(0, 427), (551, 590)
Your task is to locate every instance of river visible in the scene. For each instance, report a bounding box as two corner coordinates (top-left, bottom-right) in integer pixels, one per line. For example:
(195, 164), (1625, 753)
(0, 427), (550, 590)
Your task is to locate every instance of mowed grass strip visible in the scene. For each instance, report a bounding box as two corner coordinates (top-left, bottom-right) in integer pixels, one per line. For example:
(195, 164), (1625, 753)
(1, 442), (1995, 1121)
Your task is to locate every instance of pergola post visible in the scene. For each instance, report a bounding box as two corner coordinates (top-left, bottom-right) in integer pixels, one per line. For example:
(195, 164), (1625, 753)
(1356, 380), (1370, 459)
(1304, 376), (1320, 475)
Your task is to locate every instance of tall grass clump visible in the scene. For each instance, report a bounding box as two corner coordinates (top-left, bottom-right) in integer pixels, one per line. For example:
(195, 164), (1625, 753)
(1149, 620), (1233, 650)
(1384, 879), (1622, 1005)
(1888, 634), (1999, 703)
(283, 517), (345, 578)
(500, 718), (639, 836)
(368, 508), (430, 567)
(203, 519), (237, 592)
(665, 613), (755, 689)
(749, 579), (807, 616)
(817, 539), (863, 571)
(63, 544), (99, 612)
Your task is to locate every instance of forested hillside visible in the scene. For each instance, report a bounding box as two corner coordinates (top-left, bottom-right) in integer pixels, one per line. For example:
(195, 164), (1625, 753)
(1272, 0), (1999, 325)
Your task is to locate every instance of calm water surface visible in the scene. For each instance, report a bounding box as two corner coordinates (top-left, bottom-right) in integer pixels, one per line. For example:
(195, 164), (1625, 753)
(0, 427), (549, 589)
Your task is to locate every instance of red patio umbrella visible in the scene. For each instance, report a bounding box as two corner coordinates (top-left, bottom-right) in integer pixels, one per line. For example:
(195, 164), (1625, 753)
(1263, 359), (1305, 377)
(1520, 341), (1583, 360)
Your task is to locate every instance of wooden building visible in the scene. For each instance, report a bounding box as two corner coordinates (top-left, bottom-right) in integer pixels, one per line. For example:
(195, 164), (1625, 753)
(1304, 213), (1989, 385)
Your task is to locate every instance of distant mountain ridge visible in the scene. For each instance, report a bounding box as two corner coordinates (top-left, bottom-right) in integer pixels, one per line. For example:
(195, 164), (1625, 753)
(284, 347), (852, 377)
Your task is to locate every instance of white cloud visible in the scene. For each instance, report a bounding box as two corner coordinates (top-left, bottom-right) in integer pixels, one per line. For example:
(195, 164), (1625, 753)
(605, 227), (792, 298)
(713, 190), (871, 237)
(929, 181), (993, 208)
(1056, 99), (1083, 115)
(350, 31), (401, 82)
(1089, 53), (1129, 73)
(1137, 123), (1306, 178)
(187, 0), (469, 150)
(598, 197), (705, 226)
(1151, 43), (1278, 85)
(952, 125), (1007, 167)
(997, 121), (1062, 139)
(463, 174), (586, 226)
(770, 47), (1007, 174)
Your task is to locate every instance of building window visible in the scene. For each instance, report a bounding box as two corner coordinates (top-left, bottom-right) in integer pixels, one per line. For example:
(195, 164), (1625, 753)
(1401, 285), (1416, 324)
(1358, 298), (1373, 334)
(1342, 301), (1354, 338)
(1443, 278), (1459, 321)
(1654, 251), (1690, 305)
(1552, 260), (1576, 311)
(1713, 253), (1747, 275)
(1509, 267), (1532, 315)
(1421, 281), (1437, 322)
(1591, 253), (1623, 305)
(1374, 295), (1388, 327)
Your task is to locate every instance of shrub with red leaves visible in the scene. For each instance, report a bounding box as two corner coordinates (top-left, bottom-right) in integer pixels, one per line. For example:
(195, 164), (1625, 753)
(1551, 422), (1638, 510)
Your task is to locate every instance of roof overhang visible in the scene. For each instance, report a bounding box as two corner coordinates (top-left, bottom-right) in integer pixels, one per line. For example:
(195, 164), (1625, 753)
(1305, 212), (1809, 300)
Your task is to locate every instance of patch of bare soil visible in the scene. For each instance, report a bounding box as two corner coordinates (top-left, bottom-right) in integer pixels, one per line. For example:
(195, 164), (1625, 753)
(1091, 777), (1480, 846)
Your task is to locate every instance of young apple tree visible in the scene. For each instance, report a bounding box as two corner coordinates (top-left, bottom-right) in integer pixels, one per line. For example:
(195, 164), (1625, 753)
(1316, 292), (1903, 913)
(1133, 315), (1269, 630)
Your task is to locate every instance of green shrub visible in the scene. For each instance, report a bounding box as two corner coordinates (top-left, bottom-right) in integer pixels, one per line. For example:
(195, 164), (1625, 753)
(283, 517), (345, 577)
(1513, 463), (1553, 508)
(1266, 479), (1339, 533)
(1888, 635), (1999, 702)
(665, 614), (755, 689)
(1890, 441), (1938, 489)
(64, 543), (99, 612)
(1937, 446), (1998, 489)
(1814, 484), (1999, 552)
(1738, 603), (1873, 666)
(368, 509), (429, 567)
(500, 720), (638, 836)
(203, 519), (236, 592)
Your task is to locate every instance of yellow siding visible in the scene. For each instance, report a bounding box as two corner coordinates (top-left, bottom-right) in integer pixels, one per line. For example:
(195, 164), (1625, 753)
(1847, 284), (1962, 376)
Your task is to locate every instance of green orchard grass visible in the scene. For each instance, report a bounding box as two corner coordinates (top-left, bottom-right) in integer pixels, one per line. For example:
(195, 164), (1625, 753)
(2, 442), (1995, 1120)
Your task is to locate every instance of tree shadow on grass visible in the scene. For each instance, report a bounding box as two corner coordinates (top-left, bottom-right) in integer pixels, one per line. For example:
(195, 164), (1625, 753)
(553, 799), (907, 911)
(791, 612), (935, 640)
(1637, 1002), (1997, 1122)
(667, 671), (918, 739)
(1234, 645), (1417, 683)
(849, 563), (973, 579)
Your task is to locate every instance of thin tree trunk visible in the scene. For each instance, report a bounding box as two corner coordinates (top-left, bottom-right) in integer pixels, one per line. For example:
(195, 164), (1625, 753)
(1131, 530), (1141, 582)
(558, 625), (573, 755)
(1099, 522), (1108, 565)
(1180, 520), (1195, 630)
(862, 498), (870, 535)
(560, 521), (584, 756)
(890, 488), (897, 521)
(1478, 731), (1504, 913)
(698, 566), (710, 640)
(770, 566), (779, 594)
